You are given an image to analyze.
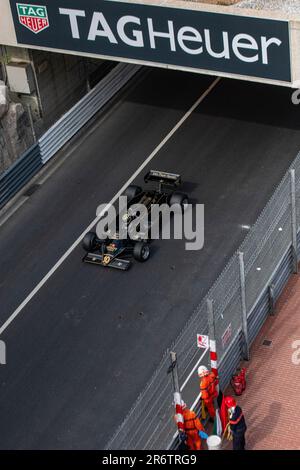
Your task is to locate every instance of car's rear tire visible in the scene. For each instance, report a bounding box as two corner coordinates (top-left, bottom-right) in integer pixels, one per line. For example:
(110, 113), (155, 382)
(133, 241), (150, 262)
(123, 185), (142, 200)
(82, 232), (97, 252)
(169, 192), (189, 211)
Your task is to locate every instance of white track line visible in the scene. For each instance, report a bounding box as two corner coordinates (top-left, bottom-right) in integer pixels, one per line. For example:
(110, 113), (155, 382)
(190, 395), (201, 412)
(0, 77), (220, 336)
(180, 348), (209, 392)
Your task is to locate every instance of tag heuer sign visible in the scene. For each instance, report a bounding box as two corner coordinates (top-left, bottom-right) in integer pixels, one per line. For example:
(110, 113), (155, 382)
(17, 3), (49, 34)
(10, 0), (291, 82)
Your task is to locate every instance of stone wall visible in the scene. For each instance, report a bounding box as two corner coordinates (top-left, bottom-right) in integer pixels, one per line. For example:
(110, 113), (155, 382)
(31, 49), (102, 132)
(0, 46), (106, 175)
(0, 81), (34, 174)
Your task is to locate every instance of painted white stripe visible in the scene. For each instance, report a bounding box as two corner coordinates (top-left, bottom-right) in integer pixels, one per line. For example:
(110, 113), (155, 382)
(190, 395), (201, 412)
(210, 360), (218, 369)
(180, 347), (209, 392)
(209, 339), (216, 352)
(0, 77), (221, 337)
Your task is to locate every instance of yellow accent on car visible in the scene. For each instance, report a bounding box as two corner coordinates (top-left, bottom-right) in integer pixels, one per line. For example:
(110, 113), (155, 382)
(103, 255), (111, 265)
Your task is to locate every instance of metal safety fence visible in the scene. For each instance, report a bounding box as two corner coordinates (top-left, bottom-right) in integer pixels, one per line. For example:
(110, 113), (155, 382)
(0, 63), (141, 210)
(39, 63), (140, 164)
(106, 151), (300, 450)
(0, 143), (41, 208)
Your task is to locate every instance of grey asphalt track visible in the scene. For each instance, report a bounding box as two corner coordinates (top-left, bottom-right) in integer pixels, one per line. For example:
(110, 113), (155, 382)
(0, 67), (300, 449)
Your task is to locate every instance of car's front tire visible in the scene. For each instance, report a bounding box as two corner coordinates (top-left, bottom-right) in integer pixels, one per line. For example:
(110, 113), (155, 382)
(133, 241), (150, 262)
(82, 232), (97, 252)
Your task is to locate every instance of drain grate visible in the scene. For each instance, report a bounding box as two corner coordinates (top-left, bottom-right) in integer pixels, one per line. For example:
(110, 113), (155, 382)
(24, 184), (41, 197)
(262, 339), (272, 347)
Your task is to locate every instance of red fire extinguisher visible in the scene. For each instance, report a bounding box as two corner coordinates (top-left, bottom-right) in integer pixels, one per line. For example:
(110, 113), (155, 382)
(231, 368), (247, 396)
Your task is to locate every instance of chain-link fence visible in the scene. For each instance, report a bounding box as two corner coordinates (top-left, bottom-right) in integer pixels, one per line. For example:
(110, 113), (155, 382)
(106, 151), (300, 450)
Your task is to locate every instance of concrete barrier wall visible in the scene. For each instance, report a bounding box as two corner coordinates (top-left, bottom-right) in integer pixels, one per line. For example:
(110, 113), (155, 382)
(1, 0), (300, 88)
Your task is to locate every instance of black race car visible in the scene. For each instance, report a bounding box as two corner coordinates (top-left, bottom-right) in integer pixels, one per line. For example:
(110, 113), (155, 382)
(82, 170), (189, 270)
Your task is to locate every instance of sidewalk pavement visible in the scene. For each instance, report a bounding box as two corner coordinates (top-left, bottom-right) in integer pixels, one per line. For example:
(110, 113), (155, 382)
(223, 273), (300, 450)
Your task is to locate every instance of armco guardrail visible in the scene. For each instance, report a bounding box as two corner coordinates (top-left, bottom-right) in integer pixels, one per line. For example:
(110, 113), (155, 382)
(0, 63), (141, 209)
(106, 151), (300, 450)
(0, 143), (41, 208)
(39, 63), (141, 164)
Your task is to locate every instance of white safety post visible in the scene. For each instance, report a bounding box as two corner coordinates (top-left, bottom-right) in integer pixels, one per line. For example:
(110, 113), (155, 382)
(207, 298), (220, 422)
(169, 351), (184, 435)
(207, 299), (219, 392)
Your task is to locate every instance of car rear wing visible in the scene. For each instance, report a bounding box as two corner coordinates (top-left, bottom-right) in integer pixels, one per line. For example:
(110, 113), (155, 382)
(144, 170), (181, 187)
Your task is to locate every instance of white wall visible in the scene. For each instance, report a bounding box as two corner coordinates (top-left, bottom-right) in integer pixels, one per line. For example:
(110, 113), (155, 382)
(0, 0), (17, 46)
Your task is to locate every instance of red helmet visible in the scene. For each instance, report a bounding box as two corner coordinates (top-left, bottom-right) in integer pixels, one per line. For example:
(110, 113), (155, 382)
(224, 396), (237, 408)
